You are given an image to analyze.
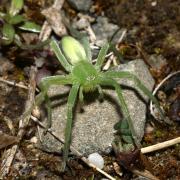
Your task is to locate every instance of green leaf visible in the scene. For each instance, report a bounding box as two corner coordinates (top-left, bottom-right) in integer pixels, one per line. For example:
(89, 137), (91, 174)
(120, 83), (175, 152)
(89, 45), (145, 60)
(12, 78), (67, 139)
(18, 21), (41, 33)
(122, 135), (134, 144)
(114, 121), (121, 130)
(9, 0), (24, 16)
(15, 38), (50, 50)
(120, 118), (129, 129)
(2, 23), (15, 45)
(8, 15), (25, 24)
(3, 14), (11, 23)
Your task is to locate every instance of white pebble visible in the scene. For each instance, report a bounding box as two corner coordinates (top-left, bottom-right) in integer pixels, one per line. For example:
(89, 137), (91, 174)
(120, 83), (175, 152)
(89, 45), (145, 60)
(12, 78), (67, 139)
(88, 152), (104, 169)
(151, 1), (157, 6)
(30, 136), (38, 144)
(32, 106), (41, 119)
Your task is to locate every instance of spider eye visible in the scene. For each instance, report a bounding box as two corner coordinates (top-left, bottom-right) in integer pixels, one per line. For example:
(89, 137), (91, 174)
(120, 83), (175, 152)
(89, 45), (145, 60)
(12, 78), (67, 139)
(61, 36), (87, 65)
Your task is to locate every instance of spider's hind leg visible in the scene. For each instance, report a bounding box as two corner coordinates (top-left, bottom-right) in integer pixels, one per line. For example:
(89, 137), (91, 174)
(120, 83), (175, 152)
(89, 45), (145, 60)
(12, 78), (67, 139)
(100, 77), (141, 148)
(61, 84), (79, 171)
(36, 75), (73, 133)
(79, 86), (84, 104)
(34, 90), (52, 134)
(97, 85), (104, 102)
(36, 82), (52, 134)
(44, 93), (52, 134)
(77, 86), (84, 112)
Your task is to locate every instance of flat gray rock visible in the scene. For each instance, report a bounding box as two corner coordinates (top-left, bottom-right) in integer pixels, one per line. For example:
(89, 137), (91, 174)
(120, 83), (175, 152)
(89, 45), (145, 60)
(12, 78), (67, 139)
(67, 0), (93, 12)
(92, 16), (125, 46)
(38, 60), (154, 155)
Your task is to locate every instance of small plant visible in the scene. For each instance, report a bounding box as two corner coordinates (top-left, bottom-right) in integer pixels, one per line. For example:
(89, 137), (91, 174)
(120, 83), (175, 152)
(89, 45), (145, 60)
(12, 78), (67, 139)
(0, 0), (41, 45)
(35, 35), (165, 171)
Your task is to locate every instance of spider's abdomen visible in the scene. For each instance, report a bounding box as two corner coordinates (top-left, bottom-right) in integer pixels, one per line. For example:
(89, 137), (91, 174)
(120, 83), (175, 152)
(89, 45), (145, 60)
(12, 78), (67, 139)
(72, 61), (99, 92)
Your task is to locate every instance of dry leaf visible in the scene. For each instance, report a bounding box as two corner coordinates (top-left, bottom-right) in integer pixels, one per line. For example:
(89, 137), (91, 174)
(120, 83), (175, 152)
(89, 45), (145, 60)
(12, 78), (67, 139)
(0, 131), (19, 149)
(41, 7), (67, 37)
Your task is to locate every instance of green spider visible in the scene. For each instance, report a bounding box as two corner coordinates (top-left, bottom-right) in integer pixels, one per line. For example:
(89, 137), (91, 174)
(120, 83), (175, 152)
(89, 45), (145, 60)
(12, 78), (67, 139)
(35, 35), (164, 171)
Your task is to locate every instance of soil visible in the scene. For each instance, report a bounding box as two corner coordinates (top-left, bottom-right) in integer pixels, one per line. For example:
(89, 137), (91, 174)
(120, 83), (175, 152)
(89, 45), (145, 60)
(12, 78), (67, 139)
(97, 0), (180, 72)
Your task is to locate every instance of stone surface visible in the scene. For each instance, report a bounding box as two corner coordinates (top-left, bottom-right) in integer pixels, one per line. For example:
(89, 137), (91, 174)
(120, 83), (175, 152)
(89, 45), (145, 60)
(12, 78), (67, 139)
(147, 54), (167, 71)
(92, 16), (125, 46)
(88, 153), (104, 169)
(38, 59), (154, 155)
(67, 0), (93, 12)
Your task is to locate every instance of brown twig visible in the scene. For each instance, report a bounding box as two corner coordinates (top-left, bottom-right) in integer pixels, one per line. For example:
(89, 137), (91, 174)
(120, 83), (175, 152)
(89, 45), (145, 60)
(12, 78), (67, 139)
(0, 66), (37, 178)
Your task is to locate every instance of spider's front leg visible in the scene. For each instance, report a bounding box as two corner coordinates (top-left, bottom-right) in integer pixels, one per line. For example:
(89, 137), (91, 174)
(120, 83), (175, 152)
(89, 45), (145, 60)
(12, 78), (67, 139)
(99, 77), (141, 148)
(104, 71), (165, 120)
(35, 75), (73, 131)
(61, 83), (79, 171)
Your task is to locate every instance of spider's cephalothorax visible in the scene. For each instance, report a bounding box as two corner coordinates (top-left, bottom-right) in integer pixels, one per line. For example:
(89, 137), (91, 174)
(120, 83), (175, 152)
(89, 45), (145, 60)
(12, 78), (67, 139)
(35, 35), (165, 171)
(62, 36), (100, 92)
(72, 61), (99, 92)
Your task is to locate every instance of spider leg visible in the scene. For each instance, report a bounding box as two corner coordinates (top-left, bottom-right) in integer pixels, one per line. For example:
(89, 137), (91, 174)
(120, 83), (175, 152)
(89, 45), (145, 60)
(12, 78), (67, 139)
(77, 86), (84, 111)
(79, 86), (84, 104)
(61, 83), (79, 171)
(50, 39), (72, 72)
(36, 75), (72, 131)
(79, 35), (92, 62)
(95, 43), (110, 71)
(44, 93), (52, 133)
(99, 77), (141, 148)
(104, 71), (165, 120)
(97, 85), (104, 101)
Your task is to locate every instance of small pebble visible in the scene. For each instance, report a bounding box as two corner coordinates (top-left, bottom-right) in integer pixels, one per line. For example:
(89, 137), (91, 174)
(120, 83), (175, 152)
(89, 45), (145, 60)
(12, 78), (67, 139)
(30, 136), (38, 144)
(26, 144), (34, 149)
(145, 123), (154, 134)
(32, 106), (41, 119)
(88, 152), (104, 169)
(67, 0), (93, 11)
(151, 1), (157, 6)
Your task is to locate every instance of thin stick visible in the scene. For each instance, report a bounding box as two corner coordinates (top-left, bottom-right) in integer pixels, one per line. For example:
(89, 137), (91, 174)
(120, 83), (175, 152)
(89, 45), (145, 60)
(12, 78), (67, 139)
(0, 77), (28, 90)
(103, 29), (127, 70)
(150, 70), (180, 121)
(86, 25), (96, 43)
(0, 67), (37, 178)
(30, 115), (116, 180)
(0, 77), (40, 92)
(141, 137), (180, 154)
(117, 29), (127, 44)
